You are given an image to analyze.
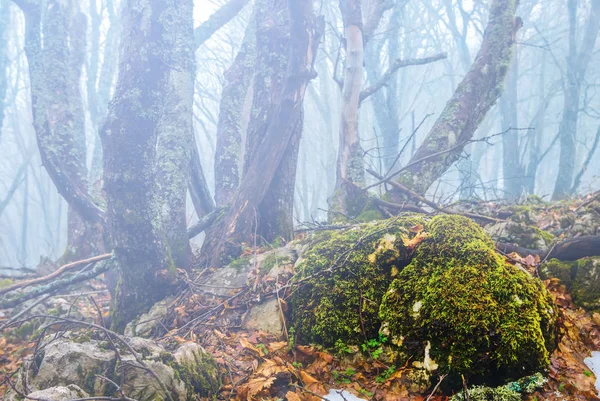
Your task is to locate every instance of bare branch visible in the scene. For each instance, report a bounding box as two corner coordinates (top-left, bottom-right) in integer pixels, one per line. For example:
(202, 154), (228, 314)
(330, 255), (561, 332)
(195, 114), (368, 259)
(359, 53), (447, 103)
(194, 0), (249, 49)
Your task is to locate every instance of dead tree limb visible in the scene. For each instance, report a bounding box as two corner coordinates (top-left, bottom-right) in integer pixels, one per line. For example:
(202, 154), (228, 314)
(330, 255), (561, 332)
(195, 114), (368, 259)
(0, 253), (112, 296)
(0, 261), (112, 309)
(496, 236), (600, 262)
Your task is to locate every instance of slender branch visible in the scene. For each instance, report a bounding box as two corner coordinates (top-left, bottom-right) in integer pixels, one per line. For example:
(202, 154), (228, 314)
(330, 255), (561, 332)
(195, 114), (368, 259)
(0, 253), (112, 295)
(359, 53), (447, 103)
(366, 168), (504, 223)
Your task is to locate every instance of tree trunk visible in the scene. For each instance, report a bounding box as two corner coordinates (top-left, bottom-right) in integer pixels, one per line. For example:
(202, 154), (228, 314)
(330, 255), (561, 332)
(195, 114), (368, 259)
(101, 0), (194, 331)
(257, 109), (303, 242)
(329, 0), (366, 219)
(389, 0), (520, 197)
(14, 0), (106, 226)
(204, 0), (320, 266)
(499, 54), (523, 200)
(0, 1), (9, 142)
(214, 17), (255, 206)
(552, 0), (600, 200)
(154, 0), (196, 270)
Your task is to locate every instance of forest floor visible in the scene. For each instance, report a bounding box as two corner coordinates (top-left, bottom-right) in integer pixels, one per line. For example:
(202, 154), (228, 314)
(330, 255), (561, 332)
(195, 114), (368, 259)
(1, 193), (600, 401)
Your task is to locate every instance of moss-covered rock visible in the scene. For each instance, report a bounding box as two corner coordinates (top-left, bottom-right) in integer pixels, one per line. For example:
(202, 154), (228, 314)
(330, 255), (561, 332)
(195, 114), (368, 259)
(289, 215), (427, 346)
(450, 372), (546, 401)
(380, 215), (556, 383)
(541, 257), (600, 311)
(484, 221), (554, 251)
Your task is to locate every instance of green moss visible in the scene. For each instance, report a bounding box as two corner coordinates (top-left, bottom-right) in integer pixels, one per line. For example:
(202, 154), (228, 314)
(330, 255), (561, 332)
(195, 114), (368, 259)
(165, 348), (221, 398)
(260, 253), (291, 273)
(540, 259), (576, 287)
(289, 215), (427, 347)
(0, 278), (13, 288)
(541, 257), (600, 311)
(450, 373), (546, 400)
(380, 215), (556, 384)
(227, 256), (251, 272)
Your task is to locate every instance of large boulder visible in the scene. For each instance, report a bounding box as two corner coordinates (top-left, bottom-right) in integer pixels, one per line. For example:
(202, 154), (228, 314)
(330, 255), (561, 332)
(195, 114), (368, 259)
(7, 333), (221, 401)
(289, 216), (427, 346)
(289, 214), (557, 388)
(380, 215), (557, 383)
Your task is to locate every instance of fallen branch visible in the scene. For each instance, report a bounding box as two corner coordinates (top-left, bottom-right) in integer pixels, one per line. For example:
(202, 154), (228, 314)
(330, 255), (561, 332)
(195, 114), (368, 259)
(0, 261), (112, 309)
(0, 253), (112, 296)
(496, 235), (600, 262)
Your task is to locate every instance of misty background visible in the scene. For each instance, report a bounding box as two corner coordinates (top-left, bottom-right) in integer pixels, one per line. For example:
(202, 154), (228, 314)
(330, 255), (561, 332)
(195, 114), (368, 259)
(0, 0), (598, 269)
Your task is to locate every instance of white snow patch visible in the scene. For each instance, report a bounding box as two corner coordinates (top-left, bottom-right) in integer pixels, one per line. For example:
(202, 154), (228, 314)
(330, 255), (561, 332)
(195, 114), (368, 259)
(324, 389), (367, 401)
(584, 351), (600, 395)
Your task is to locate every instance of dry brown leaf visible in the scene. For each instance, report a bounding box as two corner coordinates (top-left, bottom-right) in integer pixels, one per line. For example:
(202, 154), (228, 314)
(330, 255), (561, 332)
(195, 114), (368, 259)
(240, 337), (260, 354)
(268, 341), (288, 353)
(402, 232), (428, 248)
(409, 224), (424, 233)
(286, 390), (302, 401)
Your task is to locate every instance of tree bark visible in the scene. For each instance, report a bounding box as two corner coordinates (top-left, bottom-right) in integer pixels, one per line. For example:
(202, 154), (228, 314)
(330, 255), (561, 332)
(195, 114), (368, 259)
(499, 54), (523, 200)
(13, 0), (106, 225)
(552, 0), (600, 200)
(101, 0), (194, 331)
(0, 1), (9, 142)
(257, 108), (303, 242)
(329, 0), (366, 219)
(204, 0), (320, 266)
(386, 0), (520, 199)
(194, 0), (249, 49)
(214, 17), (255, 206)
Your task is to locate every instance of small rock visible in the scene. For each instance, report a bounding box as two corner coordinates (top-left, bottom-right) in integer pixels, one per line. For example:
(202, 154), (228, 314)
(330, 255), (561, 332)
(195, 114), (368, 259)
(243, 298), (284, 335)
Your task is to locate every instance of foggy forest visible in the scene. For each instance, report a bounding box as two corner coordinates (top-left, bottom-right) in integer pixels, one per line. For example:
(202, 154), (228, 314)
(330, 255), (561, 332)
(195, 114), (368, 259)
(1, 0), (600, 399)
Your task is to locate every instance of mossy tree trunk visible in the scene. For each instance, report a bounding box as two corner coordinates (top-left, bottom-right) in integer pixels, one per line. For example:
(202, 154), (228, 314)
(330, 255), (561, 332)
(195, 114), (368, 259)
(13, 0), (106, 227)
(552, 0), (600, 200)
(329, 0), (366, 219)
(14, 0), (105, 263)
(213, 16), (256, 206)
(155, 0), (196, 270)
(204, 0), (321, 266)
(388, 0), (521, 199)
(101, 0), (194, 331)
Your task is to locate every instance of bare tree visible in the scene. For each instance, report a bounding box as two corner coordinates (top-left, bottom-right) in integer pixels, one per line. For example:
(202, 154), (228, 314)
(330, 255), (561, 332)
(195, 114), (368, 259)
(205, 0), (321, 266)
(388, 0), (521, 198)
(552, 0), (600, 200)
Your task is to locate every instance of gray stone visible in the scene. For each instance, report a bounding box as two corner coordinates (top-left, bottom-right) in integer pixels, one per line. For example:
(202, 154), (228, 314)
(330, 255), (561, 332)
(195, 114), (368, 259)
(14, 385), (89, 401)
(243, 298), (284, 335)
(125, 296), (173, 338)
(6, 333), (221, 401)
